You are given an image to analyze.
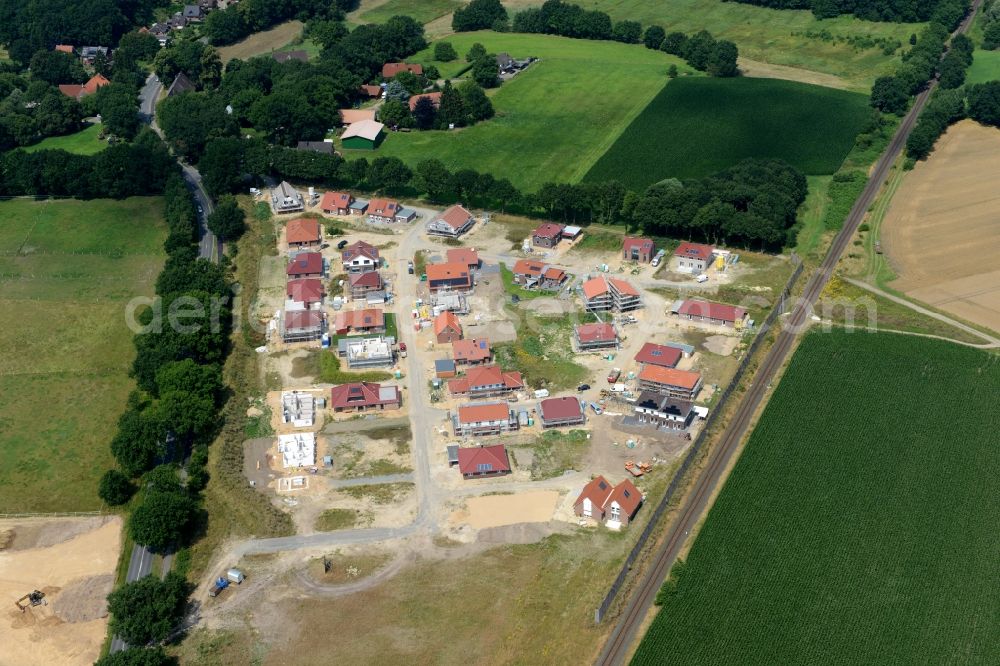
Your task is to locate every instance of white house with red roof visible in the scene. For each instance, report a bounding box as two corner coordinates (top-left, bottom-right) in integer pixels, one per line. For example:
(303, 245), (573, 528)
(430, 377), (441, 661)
(454, 402), (518, 436)
(341, 241), (379, 273)
(574, 476), (643, 529)
(673, 242), (715, 273)
(426, 204), (475, 238)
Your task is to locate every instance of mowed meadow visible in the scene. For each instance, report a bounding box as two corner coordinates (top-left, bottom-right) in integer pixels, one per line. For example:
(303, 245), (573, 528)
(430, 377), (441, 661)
(355, 32), (692, 190)
(632, 331), (1000, 665)
(0, 198), (166, 511)
(585, 77), (871, 187)
(500, 0), (916, 89)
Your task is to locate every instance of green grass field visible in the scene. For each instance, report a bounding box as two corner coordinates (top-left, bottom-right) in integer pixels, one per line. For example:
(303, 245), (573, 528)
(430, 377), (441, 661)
(584, 0), (917, 90)
(358, 0), (461, 25)
(967, 49), (1000, 84)
(0, 198), (166, 511)
(350, 31), (692, 190)
(632, 331), (1000, 665)
(584, 77), (870, 187)
(22, 123), (108, 156)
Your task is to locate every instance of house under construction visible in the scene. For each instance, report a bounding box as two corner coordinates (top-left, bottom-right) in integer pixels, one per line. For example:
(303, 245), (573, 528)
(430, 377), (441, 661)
(281, 392), (315, 427)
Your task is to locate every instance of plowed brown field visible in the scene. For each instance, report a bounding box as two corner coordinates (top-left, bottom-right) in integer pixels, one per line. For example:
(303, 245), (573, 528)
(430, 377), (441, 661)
(882, 120), (1000, 333)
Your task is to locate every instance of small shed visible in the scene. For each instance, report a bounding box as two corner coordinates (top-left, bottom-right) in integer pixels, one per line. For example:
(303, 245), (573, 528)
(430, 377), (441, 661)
(435, 358), (457, 379)
(447, 445), (460, 467)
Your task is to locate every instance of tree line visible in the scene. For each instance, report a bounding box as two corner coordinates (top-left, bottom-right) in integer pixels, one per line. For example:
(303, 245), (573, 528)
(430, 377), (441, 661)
(203, 0), (358, 46)
(980, 0), (1000, 49)
(907, 81), (1000, 159)
(869, 22), (952, 115)
(196, 132), (806, 251)
(723, 0), (969, 25)
(93, 171), (248, 665)
(449, 0), (740, 77)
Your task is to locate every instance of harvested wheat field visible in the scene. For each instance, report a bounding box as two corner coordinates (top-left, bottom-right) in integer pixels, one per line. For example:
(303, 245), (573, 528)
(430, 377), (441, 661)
(0, 516), (121, 665)
(882, 120), (1000, 333)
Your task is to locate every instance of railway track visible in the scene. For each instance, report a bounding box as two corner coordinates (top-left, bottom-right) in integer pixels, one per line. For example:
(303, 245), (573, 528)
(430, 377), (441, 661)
(595, 3), (982, 664)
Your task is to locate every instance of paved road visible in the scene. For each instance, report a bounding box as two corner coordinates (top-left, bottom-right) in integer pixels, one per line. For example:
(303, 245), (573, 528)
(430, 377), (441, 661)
(595, 4), (984, 664)
(110, 73), (221, 655)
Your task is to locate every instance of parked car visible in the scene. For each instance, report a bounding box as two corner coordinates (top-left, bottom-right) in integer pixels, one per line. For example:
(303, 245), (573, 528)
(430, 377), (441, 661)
(577, 383), (590, 392)
(407, 260), (414, 274)
(337, 239), (349, 250)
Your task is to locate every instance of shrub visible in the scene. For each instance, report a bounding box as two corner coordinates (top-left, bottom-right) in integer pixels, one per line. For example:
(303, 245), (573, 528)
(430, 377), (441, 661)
(98, 469), (135, 506)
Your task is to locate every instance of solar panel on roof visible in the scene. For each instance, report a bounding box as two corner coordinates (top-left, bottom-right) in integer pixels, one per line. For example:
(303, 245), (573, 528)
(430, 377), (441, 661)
(477, 463), (493, 472)
(651, 350), (661, 357)
(623, 489), (631, 498)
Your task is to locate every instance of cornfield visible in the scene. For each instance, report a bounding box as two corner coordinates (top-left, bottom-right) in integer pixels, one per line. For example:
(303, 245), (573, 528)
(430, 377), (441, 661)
(632, 330), (1000, 665)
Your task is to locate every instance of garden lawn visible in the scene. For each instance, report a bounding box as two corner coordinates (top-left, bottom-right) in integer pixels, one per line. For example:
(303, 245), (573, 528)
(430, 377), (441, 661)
(0, 198), (166, 511)
(585, 77), (870, 188)
(22, 123), (107, 156)
(967, 49), (1000, 85)
(578, 0), (917, 90)
(632, 331), (1000, 665)
(354, 32), (692, 191)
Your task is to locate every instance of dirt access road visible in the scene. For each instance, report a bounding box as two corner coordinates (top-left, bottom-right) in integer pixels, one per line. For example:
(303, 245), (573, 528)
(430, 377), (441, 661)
(881, 120), (1000, 334)
(595, 2), (984, 662)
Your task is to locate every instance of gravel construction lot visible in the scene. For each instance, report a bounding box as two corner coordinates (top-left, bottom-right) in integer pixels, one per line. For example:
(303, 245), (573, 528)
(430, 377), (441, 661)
(0, 516), (121, 666)
(881, 120), (1000, 333)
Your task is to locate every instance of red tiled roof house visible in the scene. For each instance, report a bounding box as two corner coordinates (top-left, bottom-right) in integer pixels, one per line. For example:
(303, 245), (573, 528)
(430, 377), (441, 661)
(330, 382), (401, 412)
(426, 204), (475, 238)
(333, 308), (386, 335)
(286, 218), (321, 249)
(446, 247), (480, 270)
(532, 222), (564, 248)
(574, 322), (620, 351)
(676, 299), (747, 328)
(434, 311), (463, 344)
(287, 252), (324, 278)
(452, 338), (491, 365)
(634, 343), (682, 370)
(454, 403), (518, 437)
(581, 276), (642, 312)
(341, 241), (379, 273)
(427, 262), (473, 293)
(448, 365), (524, 399)
(286, 278), (325, 310)
(348, 271), (383, 299)
(623, 237), (655, 263)
(457, 444), (511, 479)
(511, 260), (567, 291)
(574, 476), (643, 528)
(538, 396), (586, 429)
(382, 62), (423, 78)
(321, 191), (354, 216)
(637, 366), (703, 401)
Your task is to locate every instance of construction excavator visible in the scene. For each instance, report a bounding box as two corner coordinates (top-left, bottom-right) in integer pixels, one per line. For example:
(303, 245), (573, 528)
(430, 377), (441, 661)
(14, 590), (45, 612)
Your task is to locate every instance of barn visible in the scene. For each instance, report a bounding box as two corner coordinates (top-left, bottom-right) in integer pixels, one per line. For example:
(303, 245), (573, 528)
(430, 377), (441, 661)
(342, 120), (386, 150)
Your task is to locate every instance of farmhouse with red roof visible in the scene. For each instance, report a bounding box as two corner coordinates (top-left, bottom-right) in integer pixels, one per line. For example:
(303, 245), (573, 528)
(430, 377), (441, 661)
(287, 252), (323, 278)
(538, 396), (586, 429)
(286, 218), (321, 249)
(426, 204), (475, 237)
(321, 191), (354, 216)
(452, 338), (491, 365)
(634, 342), (682, 370)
